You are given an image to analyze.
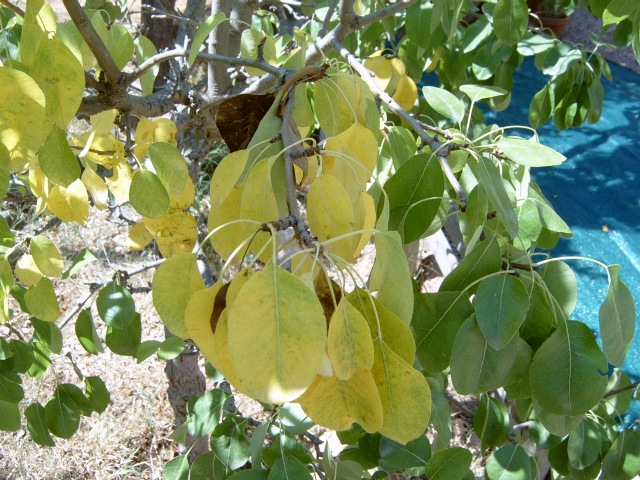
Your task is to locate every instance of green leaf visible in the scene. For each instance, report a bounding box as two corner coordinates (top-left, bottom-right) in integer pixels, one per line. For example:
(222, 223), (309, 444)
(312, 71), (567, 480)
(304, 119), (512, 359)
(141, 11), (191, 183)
(249, 420), (270, 469)
(106, 313), (142, 357)
(379, 435), (431, 471)
(25, 402), (55, 446)
(567, 418), (605, 470)
(30, 317), (62, 354)
(384, 153), (445, 244)
(422, 86), (465, 123)
(57, 384), (94, 416)
(134, 34), (158, 96)
(424, 447), (472, 480)
(599, 265), (636, 366)
(25, 278), (60, 322)
(263, 432), (313, 468)
(228, 471), (268, 480)
(460, 84), (508, 102)
(267, 455), (312, 480)
(63, 248), (98, 279)
(190, 451), (228, 479)
(529, 84), (554, 128)
(473, 394), (511, 451)
(163, 454), (190, 480)
(149, 142), (189, 195)
(474, 275), (529, 349)
(189, 12), (227, 66)
(211, 414), (251, 470)
(0, 215), (15, 255)
(413, 291), (473, 374)
(450, 316), (521, 395)
(29, 36), (84, 128)
(429, 389), (452, 452)
(39, 125), (81, 187)
(9, 340), (34, 373)
(538, 260), (577, 323)
(101, 24), (133, 70)
(0, 373), (24, 403)
(75, 309), (104, 354)
(96, 281), (136, 328)
(189, 389), (229, 438)
(45, 392), (80, 439)
(30, 235), (64, 277)
(157, 337), (185, 361)
(530, 321), (608, 417)
(0, 400), (20, 431)
(476, 156), (519, 238)
(493, 0), (528, 45)
(369, 231), (414, 324)
(28, 342), (52, 378)
(440, 238), (502, 292)
(498, 137), (566, 167)
(85, 376), (110, 414)
(601, 430), (640, 480)
(485, 444), (531, 480)
(153, 253), (205, 339)
(0, 337), (11, 361)
(405, 1), (434, 49)
(130, 169), (170, 219)
(136, 340), (161, 363)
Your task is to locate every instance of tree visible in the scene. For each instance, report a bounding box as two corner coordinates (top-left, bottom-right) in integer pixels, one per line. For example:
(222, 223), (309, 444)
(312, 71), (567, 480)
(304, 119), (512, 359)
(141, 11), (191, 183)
(1, 0), (639, 478)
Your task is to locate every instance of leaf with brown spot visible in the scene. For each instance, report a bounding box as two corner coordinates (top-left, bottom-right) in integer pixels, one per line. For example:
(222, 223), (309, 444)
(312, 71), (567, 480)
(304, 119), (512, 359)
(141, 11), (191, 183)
(210, 282), (230, 334)
(215, 93), (276, 152)
(314, 274), (342, 327)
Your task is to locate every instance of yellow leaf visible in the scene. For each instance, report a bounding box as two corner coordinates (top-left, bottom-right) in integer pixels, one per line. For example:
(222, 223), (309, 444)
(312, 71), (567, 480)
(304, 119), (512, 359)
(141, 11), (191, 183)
(105, 159), (134, 205)
(327, 297), (374, 380)
(297, 370), (383, 433)
(15, 254), (43, 286)
(169, 179), (195, 209)
(348, 290), (415, 365)
(295, 152), (319, 188)
(210, 149), (250, 209)
(134, 118), (155, 159)
(184, 283), (223, 365)
(48, 179), (89, 224)
(363, 56), (392, 92)
(24, 277), (60, 322)
(74, 132), (121, 166)
(0, 67), (47, 171)
(392, 74), (418, 111)
(152, 253), (204, 338)
(227, 265), (327, 404)
(293, 83), (315, 127)
(28, 156), (50, 215)
(144, 209), (197, 258)
(153, 118), (177, 145)
(126, 222), (153, 250)
(372, 342), (431, 444)
(19, 0), (57, 67)
(30, 235), (63, 278)
(386, 57), (407, 95)
(354, 192), (376, 256)
(208, 184), (248, 262)
(307, 174), (357, 262)
(81, 165), (109, 210)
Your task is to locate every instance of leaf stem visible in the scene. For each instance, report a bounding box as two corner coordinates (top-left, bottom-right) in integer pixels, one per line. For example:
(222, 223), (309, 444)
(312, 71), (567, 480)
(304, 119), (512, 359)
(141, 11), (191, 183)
(603, 379), (640, 399)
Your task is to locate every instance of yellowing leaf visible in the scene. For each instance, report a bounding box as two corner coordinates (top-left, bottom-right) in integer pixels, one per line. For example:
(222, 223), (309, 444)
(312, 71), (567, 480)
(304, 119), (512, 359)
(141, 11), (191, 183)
(210, 149), (249, 209)
(348, 290), (415, 365)
(386, 57), (407, 95)
(28, 156), (49, 215)
(208, 184), (247, 262)
(152, 253), (205, 338)
(0, 67), (47, 171)
(19, 0), (57, 67)
(153, 118), (178, 145)
(169, 179), (195, 209)
(29, 36), (85, 128)
(105, 159), (134, 205)
(39, 126), (81, 187)
(126, 222), (153, 251)
(314, 73), (357, 137)
(393, 75), (418, 111)
(144, 209), (197, 258)
(81, 166), (109, 210)
(227, 265), (327, 404)
(48, 179), (90, 224)
(354, 192), (376, 256)
(149, 142), (188, 195)
(134, 118), (155, 160)
(74, 132), (120, 166)
(15, 254), (43, 286)
(25, 277), (60, 322)
(297, 370), (383, 433)
(363, 56), (392, 92)
(372, 342), (431, 444)
(307, 174), (357, 262)
(327, 298), (374, 380)
(30, 235), (63, 278)
(240, 28), (277, 77)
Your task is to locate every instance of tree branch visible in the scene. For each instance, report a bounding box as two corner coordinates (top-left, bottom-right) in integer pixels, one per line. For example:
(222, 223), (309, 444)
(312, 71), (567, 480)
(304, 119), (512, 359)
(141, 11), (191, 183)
(61, 0), (123, 85)
(358, 0), (419, 28)
(0, 0), (24, 17)
(78, 85), (190, 117)
(207, 0), (232, 100)
(330, 38), (467, 205)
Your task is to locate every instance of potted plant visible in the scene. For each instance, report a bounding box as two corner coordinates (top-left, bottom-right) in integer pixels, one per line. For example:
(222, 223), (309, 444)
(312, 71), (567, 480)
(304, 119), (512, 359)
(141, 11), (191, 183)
(536, 0), (576, 37)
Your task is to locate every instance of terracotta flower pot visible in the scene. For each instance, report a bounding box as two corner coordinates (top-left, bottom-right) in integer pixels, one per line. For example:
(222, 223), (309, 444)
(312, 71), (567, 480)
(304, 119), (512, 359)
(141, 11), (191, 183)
(537, 13), (570, 38)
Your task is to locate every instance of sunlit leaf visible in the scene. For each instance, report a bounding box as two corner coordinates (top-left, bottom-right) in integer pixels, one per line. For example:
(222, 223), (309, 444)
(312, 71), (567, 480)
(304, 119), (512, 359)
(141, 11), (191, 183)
(48, 180), (90, 224)
(189, 12), (227, 66)
(126, 222), (153, 251)
(39, 126), (81, 187)
(129, 169), (170, 219)
(148, 142), (189, 195)
(97, 281), (135, 329)
(498, 136), (566, 167)
(15, 254), (43, 287)
(599, 264), (636, 366)
(25, 278), (60, 322)
(423, 86), (465, 123)
(485, 445), (531, 479)
(144, 209), (197, 258)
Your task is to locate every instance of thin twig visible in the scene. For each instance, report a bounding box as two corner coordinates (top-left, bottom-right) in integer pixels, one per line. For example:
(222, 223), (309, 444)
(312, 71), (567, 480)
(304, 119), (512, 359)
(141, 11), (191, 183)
(0, 0), (24, 17)
(604, 379), (640, 399)
(331, 38), (467, 205)
(318, 0), (339, 38)
(444, 392), (474, 416)
(61, 0), (123, 85)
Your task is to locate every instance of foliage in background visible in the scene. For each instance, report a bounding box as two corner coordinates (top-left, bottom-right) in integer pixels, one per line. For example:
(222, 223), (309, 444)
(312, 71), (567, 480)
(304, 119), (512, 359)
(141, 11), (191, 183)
(1, 0), (640, 478)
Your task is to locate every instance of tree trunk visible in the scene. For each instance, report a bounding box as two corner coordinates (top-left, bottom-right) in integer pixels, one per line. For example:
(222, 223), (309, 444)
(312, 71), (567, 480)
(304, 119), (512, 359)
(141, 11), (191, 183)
(141, 0), (178, 87)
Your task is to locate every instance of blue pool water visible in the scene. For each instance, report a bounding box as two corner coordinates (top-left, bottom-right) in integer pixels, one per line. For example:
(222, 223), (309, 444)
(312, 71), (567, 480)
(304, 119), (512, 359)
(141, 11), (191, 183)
(483, 57), (640, 424)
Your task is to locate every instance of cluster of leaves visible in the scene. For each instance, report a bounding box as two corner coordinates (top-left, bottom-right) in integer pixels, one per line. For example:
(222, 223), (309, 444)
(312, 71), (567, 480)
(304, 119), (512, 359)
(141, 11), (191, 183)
(1, 0), (640, 479)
